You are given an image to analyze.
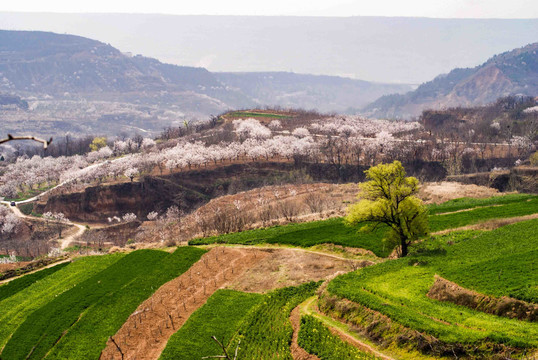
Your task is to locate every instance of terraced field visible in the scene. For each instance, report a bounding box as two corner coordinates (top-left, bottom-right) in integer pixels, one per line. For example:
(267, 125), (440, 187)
(191, 194), (538, 257)
(325, 219), (538, 355)
(160, 290), (263, 359)
(0, 248), (205, 359)
(0, 193), (536, 360)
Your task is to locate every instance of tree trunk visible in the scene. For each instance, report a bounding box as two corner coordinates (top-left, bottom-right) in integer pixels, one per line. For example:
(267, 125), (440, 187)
(400, 238), (408, 257)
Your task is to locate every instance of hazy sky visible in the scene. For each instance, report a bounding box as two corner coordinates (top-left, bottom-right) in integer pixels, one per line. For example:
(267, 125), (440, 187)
(3, 0), (538, 18)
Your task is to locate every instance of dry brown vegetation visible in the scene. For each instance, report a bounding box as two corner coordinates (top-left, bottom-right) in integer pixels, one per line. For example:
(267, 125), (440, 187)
(135, 181), (501, 247)
(419, 181), (500, 204)
(136, 183), (357, 244)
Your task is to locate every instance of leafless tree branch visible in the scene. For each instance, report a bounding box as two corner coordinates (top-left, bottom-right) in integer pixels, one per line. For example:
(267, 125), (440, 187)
(0, 134), (53, 149)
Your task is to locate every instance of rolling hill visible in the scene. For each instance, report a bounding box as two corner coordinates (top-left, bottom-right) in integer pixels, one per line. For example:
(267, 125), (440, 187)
(0, 30), (410, 137)
(363, 42), (538, 119)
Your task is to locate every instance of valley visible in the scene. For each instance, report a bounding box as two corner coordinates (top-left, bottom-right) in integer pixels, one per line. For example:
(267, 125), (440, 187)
(0, 16), (537, 360)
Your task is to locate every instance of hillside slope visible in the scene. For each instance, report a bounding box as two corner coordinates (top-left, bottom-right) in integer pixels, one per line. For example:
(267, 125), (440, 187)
(216, 72), (411, 112)
(363, 42), (538, 119)
(0, 30), (409, 136)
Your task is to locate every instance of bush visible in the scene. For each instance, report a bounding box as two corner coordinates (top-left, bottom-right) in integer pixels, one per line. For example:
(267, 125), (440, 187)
(18, 202), (34, 215)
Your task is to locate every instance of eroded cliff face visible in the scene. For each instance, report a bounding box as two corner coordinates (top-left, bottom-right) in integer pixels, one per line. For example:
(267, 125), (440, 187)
(33, 161), (449, 223)
(33, 163), (298, 222)
(34, 177), (181, 222)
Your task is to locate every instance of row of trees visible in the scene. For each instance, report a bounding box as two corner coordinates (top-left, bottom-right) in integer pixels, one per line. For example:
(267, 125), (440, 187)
(2, 114), (535, 199)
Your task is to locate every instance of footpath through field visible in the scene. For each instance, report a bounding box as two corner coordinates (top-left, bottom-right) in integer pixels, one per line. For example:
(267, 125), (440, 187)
(295, 296), (397, 360)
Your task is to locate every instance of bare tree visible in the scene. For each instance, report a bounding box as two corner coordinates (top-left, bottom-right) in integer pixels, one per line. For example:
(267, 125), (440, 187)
(202, 336), (240, 360)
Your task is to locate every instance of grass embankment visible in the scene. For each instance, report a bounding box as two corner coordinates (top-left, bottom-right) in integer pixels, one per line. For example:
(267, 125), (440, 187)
(327, 219), (538, 349)
(0, 262), (69, 302)
(191, 194), (538, 257)
(298, 315), (378, 359)
(1, 247), (205, 360)
(0, 254), (124, 350)
(160, 290), (263, 360)
(191, 217), (391, 257)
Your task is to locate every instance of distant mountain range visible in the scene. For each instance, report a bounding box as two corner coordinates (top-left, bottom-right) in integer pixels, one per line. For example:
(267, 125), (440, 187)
(0, 29), (536, 137)
(362, 42), (538, 119)
(0, 30), (412, 136)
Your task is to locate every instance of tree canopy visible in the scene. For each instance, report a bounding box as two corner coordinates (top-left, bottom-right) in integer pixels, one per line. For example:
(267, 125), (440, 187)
(345, 161), (428, 257)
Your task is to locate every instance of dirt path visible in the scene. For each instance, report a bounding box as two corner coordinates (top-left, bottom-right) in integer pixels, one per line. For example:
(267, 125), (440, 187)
(432, 213), (538, 235)
(99, 247), (269, 360)
(290, 306), (320, 360)
(304, 298), (395, 360)
(59, 223), (85, 249)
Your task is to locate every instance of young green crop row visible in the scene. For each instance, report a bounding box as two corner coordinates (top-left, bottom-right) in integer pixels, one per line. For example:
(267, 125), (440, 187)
(298, 315), (378, 360)
(1, 247), (205, 360)
(0, 262), (69, 302)
(327, 219), (538, 348)
(160, 290), (263, 359)
(191, 217), (391, 256)
(427, 193), (534, 214)
(0, 254), (125, 351)
(161, 282), (321, 360)
(230, 281), (321, 359)
(191, 194), (538, 257)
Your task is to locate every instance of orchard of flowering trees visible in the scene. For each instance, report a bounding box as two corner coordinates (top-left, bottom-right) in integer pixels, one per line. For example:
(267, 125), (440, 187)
(1, 114), (536, 199)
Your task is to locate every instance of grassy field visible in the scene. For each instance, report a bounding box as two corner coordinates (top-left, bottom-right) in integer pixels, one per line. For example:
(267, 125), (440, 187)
(191, 194), (538, 257)
(0, 254), (124, 350)
(298, 315), (378, 359)
(1, 248), (205, 360)
(0, 262), (69, 302)
(429, 196), (538, 232)
(190, 217), (391, 257)
(327, 219), (538, 349)
(160, 290), (263, 360)
(228, 281), (321, 359)
(427, 193), (534, 214)
(225, 111), (291, 119)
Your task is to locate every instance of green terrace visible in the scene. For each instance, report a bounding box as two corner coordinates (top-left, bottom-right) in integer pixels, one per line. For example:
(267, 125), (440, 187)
(191, 194), (538, 258)
(326, 219), (538, 349)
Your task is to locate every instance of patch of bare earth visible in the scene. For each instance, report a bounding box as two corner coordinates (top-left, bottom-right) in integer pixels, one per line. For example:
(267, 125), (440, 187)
(227, 248), (371, 293)
(419, 181), (500, 205)
(290, 306), (320, 360)
(0, 261), (31, 275)
(432, 213), (538, 235)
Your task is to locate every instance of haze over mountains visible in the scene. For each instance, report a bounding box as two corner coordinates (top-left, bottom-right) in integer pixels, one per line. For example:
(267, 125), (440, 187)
(0, 30), (410, 136)
(2, 13), (537, 84)
(364, 42), (538, 119)
(0, 14), (537, 136)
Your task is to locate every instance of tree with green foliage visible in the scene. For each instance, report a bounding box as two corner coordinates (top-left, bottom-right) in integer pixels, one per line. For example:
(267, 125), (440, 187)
(530, 151), (538, 166)
(89, 137), (107, 151)
(345, 161), (428, 257)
